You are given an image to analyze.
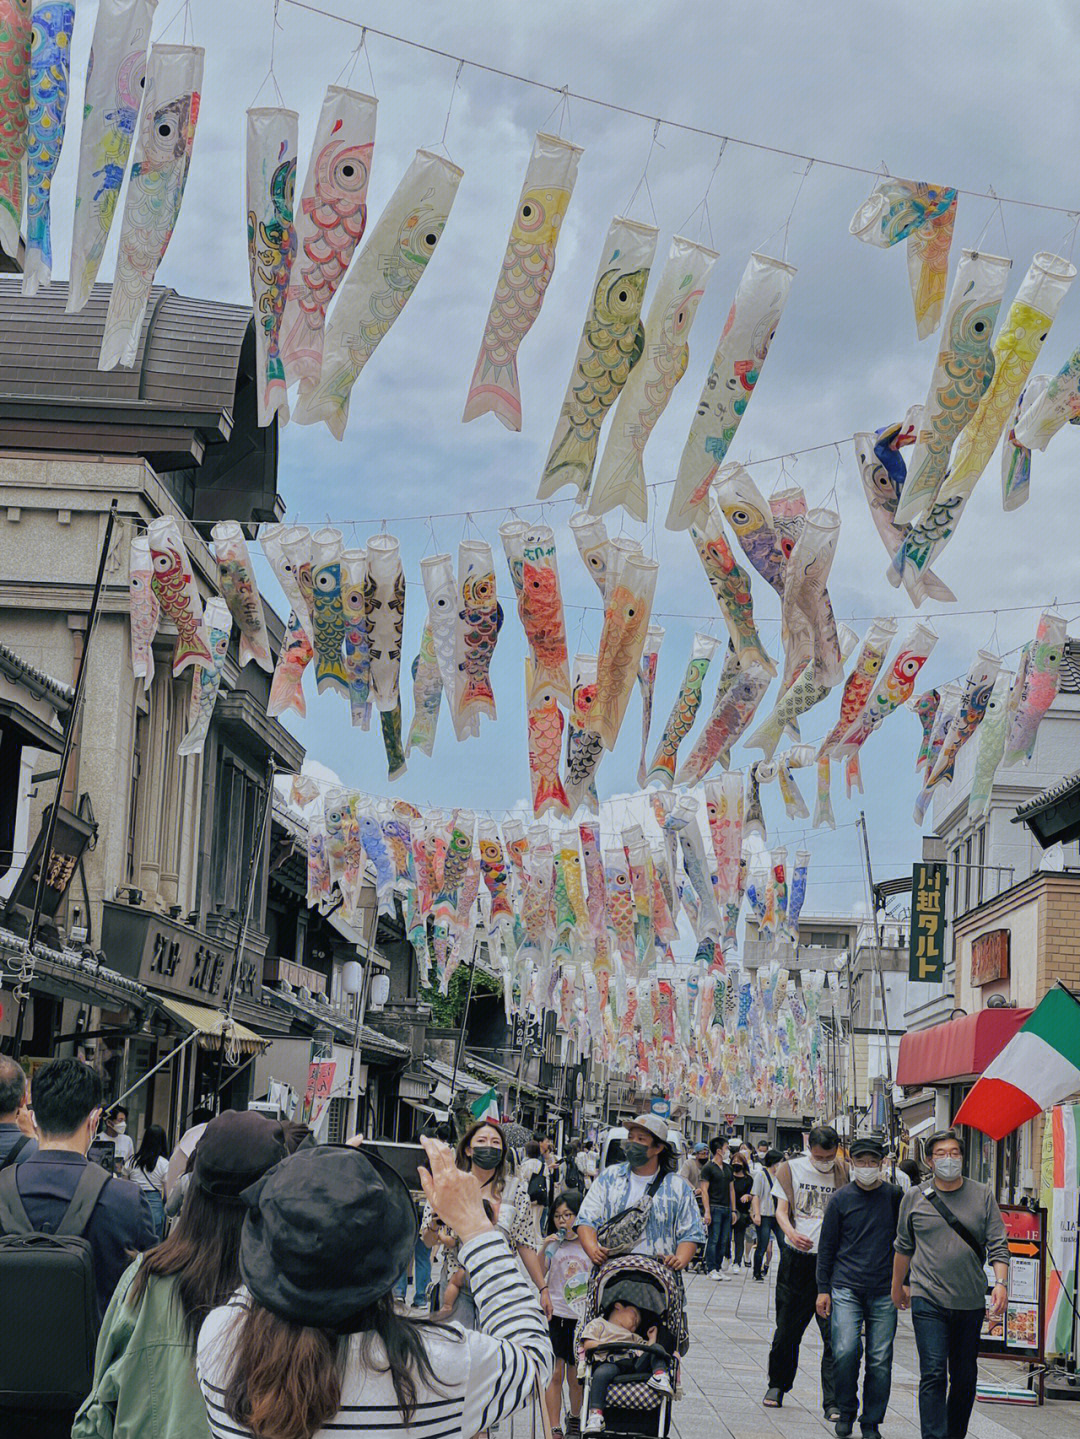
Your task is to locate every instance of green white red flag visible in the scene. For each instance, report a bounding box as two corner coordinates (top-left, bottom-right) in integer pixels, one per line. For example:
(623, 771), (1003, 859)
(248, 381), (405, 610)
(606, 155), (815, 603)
(954, 987), (1080, 1140)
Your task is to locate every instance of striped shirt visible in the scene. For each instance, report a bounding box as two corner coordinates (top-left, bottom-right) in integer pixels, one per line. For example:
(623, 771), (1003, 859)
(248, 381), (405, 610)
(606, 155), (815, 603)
(196, 1230), (553, 1439)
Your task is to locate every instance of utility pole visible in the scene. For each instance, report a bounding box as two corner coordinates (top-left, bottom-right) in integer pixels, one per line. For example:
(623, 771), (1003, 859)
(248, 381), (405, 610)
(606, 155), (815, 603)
(858, 811), (898, 1151)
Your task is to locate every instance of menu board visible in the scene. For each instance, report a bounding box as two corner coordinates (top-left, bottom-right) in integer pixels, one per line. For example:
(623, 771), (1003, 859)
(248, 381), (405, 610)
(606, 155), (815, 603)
(980, 1206), (1045, 1360)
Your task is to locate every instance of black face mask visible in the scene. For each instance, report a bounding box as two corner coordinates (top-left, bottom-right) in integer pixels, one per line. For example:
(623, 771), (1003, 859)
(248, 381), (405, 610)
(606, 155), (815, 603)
(470, 1146), (503, 1171)
(623, 1141), (652, 1168)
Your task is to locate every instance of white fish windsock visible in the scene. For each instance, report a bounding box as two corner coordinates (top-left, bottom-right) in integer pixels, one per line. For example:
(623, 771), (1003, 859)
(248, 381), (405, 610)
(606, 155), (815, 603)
(67, 0), (157, 313)
(780, 506), (841, 689)
(246, 106), (299, 427)
(1001, 609), (1067, 768)
(464, 131), (583, 431)
(406, 620), (442, 758)
(293, 149), (463, 438)
(818, 616), (897, 759)
(1000, 373), (1046, 513)
(647, 631), (720, 788)
(260, 523), (313, 639)
(99, 44), (204, 370)
(146, 515), (211, 675)
(421, 552), (477, 741)
(1014, 344), (1080, 453)
(590, 552), (659, 751)
(268, 609), (314, 718)
(537, 215), (658, 506)
(714, 463), (788, 598)
(22, 0), (76, 296)
(666, 252), (796, 532)
(498, 517), (527, 601)
(704, 770), (743, 910)
(212, 521), (273, 671)
(365, 534), (405, 712)
(636, 623), (664, 788)
(853, 424), (956, 607)
(897, 253), (1075, 594)
(589, 234), (718, 522)
(340, 548), (370, 728)
(520, 525), (571, 703)
(850, 177), (958, 339)
(689, 493), (775, 675)
(927, 649), (1000, 788)
(310, 527), (348, 697)
(280, 86), (376, 392)
(569, 510), (610, 595)
(967, 669), (1012, 819)
(129, 531), (160, 688)
(565, 653), (602, 817)
(177, 597), (231, 757)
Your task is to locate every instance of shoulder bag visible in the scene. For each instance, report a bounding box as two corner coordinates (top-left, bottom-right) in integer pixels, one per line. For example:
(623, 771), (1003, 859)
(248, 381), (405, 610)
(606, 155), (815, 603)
(595, 1171), (665, 1255)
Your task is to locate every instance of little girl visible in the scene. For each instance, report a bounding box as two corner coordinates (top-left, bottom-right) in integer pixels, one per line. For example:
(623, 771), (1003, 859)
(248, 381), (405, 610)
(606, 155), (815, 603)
(542, 1190), (590, 1439)
(580, 1295), (673, 1435)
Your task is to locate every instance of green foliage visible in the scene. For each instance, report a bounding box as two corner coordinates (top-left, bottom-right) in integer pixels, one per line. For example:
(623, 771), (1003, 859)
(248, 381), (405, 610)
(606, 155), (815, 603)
(420, 962), (502, 1026)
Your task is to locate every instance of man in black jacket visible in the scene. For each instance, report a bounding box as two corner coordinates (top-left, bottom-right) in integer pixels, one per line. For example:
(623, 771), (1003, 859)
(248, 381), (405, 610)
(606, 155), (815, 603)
(816, 1136), (902, 1439)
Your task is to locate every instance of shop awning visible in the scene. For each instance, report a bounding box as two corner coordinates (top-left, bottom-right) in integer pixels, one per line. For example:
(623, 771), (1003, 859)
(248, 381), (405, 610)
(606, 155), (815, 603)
(402, 1097), (450, 1121)
(154, 995), (268, 1055)
(896, 1007), (1032, 1087)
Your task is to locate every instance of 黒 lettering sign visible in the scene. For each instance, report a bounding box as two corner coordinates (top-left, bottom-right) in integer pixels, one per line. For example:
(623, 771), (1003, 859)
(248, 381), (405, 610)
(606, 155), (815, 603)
(910, 862), (947, 982)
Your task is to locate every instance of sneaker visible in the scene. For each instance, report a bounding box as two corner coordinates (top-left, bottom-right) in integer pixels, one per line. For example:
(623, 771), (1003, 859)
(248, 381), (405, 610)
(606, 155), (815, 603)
(565, 1416), (581, 1437)
(753, 1273), (765, 1282)
(835, 1423), (853, 1439)
(762, 1388), (783, 1408)
(410, 1301), (431, 1315)
(860, 1428), (881, 1439)
(582, 1409), (605, 1435)
(647, 1368), (674, 1396)
(709, 1269), (725, 1281)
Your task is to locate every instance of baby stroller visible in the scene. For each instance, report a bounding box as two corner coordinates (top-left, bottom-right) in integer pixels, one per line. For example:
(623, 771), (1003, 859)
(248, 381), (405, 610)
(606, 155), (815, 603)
(576, 1256), (689, 1437)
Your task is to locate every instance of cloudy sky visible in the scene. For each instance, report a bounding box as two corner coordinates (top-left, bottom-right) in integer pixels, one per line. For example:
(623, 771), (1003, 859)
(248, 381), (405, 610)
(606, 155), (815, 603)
(46, 0), (1080, 924)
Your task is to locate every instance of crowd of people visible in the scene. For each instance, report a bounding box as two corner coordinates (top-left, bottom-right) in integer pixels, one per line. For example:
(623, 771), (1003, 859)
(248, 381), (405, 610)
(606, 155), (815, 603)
(0, 1054), (1013, 1439)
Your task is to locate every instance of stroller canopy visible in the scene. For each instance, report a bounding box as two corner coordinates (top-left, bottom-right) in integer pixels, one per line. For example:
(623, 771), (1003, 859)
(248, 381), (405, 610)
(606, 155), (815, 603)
(581, 1255), (690, 1356)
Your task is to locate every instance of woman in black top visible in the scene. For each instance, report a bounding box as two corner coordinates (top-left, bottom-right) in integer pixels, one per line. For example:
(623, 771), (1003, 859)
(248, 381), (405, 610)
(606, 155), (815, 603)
(731, 1150), (755, 1266)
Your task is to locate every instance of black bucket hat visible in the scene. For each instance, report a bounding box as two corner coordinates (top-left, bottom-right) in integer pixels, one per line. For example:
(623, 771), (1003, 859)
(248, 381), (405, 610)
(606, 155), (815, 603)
(192, 1110), (287, 1201)
(239, 1144), (418, 1332)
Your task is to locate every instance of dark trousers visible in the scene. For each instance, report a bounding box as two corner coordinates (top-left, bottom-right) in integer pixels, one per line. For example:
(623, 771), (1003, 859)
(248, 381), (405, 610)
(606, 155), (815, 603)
(704, 1206), (731, 1271)
(589, 1346), (667, 1410)
(767, 1246), (835, 1410)
(752, 1215), (779, 1277)
(734, 1214), (753, 1263)
(910, 1297), (984, 1439)
(831, 1288), (897, 1427)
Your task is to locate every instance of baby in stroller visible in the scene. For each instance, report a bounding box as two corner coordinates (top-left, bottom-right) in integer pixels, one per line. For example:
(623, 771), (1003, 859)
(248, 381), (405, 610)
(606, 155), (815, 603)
(576, 1258), (687, 1438)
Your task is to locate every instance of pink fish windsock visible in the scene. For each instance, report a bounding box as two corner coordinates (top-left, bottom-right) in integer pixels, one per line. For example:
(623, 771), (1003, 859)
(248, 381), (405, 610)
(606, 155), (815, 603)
(177, 597), (231, 757)
(280, 85), (376, 392)
(268, 609), (314, 718)
(212, 521), (273, 671)
(635, 623), (665, 788)
(146, 516), (211, 675)
(927, 650), (1000, 788)
(1002, 610), (1066, 767)
(590, 553), (659, 751)
(526, 662), (570, 819)
(464, 131), (582, 431)
(781, 506), (841, 690)
(835, 622), (938, 757)
(818, 617), (897, 759)
(675, 660), (770, 786)
(128, 531), (160, 688)
(704, 770), (744, 907)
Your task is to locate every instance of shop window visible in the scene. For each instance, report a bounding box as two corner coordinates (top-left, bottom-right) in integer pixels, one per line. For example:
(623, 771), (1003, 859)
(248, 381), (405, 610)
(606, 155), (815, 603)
(976, 825), (987, 905)
(210, 749), (267, 923)
(326, 1096), (348, 1145)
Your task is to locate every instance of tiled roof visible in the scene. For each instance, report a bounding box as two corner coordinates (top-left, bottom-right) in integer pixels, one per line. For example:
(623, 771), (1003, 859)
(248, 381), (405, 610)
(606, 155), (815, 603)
(1061, 638), (1080, 695)
(0, 641), (74, 710)
(1014, 769), (1080, 820)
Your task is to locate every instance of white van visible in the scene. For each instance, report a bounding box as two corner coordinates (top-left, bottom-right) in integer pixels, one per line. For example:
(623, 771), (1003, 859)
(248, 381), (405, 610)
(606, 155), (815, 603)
(599, 1125), (686, 1171)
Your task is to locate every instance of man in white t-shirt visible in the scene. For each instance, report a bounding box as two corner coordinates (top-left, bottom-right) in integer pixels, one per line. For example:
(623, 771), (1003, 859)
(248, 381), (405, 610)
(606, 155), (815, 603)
(763, 1126), (848, 1420)
(103, 1106), (134, 1170)
(164, 1106), (214, 1200)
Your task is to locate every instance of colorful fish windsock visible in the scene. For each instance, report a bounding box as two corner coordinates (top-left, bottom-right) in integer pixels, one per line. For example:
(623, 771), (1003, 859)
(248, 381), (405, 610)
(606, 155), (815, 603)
(293, 149), (463, 438)
(406, 621), (442, 758)
(340, 548), (371, 729)
(498, 517), (526, 601)
(819, 617), (897, 759)
(675, 655), (769, 786)
(421, 551), (476, 741)
(268, 609), (314, 718)
(0, 0), (32, 261)
(647, 631), (720, 787)
(309, 527), (347, 697)
(464, 131), (582, 431)
(128, 531), (160, 689)
(525, 661), (570, 819)
(245, 106), (299, 427)
(914, 682), (961, 824)
(565, 652), (602, 817)
(635, 623), (664, 788)
(146, 516), (211, 675)
(1002, 610), (1067, 768)
(280, 85), (376, 393)
(67, 0), (157, 312)
(1014, 343), (1080, 453)
(211, 521), (273, 672)
(365, 535), (404, 712)
(569, 510), (610, 596)
(21, 0), (75, 295)
(519, 525), (570, 703)
(1000, 373), (1046, 513)
(747, 625), (858, 762)
(690, 493), (775, 675)
(177, 597), (231, 757)
(667, 253), (796, 531)
(715, 463), (788, 598)
(927, 650), (1000, 788)
(853, 425), (956, 607)
(967, 669), (1011, 820)
(836, 621), (937, 758)
(897, 252), (1074, 592)
(99, 44), (204, 370)
(260, 523), (312, 639)
(705, 770), (743, 907)
(781, 506), (841, 689)
(813, 756), (835, 830)
(850, 177), (958, 339)
(590, 235), (717, 522)
(590, 552), (658, 750)
(380, 701), (407, 782)
(537, 215), (658, 506)
(454, 540), (502, 728)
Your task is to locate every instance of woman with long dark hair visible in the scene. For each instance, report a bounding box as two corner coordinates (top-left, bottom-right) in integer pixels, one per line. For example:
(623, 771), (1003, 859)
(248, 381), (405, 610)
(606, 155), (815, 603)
(421, 1120), (552, 1322)
(128, 1123), (170, 1239)
(72, 1111), (286, 1439)
(196, 1136), (553, 1439)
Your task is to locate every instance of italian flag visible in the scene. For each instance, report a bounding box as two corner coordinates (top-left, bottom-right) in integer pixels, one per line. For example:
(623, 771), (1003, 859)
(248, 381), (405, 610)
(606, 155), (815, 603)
(954, 988), (1080, 1140)
(470, 1087), (500, 1121)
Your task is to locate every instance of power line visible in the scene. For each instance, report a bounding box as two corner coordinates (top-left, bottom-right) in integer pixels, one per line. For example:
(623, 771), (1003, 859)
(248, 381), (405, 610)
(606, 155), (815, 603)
(280, 0), (1080, 219)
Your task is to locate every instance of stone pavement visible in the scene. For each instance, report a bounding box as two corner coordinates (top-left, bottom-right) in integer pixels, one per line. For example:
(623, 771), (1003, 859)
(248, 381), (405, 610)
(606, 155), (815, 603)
(669, 1265), (1078, 1439)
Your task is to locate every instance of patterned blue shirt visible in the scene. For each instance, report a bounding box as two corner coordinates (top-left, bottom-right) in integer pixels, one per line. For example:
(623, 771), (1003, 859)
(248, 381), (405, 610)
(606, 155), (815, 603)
(577, 1163), (706, 1256)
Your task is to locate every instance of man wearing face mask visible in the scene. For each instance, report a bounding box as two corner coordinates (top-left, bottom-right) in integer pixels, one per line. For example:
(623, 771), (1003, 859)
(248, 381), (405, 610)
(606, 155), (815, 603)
(763, 1124), (847, 1417)
(103, 1105), (134, 1171)
(893, 1129), (1010, 1439)
(577, 1114), (705, 1271)
(815, 1137), (902, 1439)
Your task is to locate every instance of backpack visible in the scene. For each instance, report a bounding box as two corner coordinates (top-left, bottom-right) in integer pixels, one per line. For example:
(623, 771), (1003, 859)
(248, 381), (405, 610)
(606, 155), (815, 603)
(0, 1161), (110, 1413)
(528, 1169), (548, 1204)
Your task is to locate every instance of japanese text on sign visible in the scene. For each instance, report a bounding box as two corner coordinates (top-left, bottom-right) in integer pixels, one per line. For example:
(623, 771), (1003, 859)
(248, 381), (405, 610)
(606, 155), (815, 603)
(910, 862), (947, 982)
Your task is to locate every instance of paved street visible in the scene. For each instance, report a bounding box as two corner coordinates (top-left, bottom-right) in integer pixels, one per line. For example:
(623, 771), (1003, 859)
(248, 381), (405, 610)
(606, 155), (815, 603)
(668, 1266), (1077, 1439)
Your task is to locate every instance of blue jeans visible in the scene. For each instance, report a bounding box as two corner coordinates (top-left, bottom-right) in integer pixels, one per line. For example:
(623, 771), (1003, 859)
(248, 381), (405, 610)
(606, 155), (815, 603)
(752, 1215), (779, 1277)
(143, 1189), (165, 1240)
(831, 1288), (897, 1427)
(393, 1234), (433, 1303)
(704, 1206), (732, 1271)
(910, 1297), (984, 1439)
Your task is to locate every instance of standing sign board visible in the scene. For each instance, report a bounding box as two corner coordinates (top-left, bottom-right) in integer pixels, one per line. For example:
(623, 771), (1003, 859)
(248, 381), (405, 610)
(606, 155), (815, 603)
(979, 1205), (1046, 1397)
(910, 862), (947, 982)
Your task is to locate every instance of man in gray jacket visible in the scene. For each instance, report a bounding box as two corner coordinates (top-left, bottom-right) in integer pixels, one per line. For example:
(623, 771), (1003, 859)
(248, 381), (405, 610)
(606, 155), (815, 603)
(892, 1130), (1010, 1439)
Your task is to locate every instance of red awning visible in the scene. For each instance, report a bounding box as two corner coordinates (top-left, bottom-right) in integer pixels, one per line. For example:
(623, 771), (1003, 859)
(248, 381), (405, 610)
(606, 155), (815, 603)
(896, 1007), (1033, 1087)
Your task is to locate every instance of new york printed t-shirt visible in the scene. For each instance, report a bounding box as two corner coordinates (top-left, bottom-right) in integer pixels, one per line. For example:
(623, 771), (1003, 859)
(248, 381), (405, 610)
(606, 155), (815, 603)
(771, 1155), (838, 1252)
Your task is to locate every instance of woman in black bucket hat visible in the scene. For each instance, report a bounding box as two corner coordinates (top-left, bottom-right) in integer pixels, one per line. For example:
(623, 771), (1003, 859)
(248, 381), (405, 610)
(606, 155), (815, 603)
(196, 1135), (553, 1439)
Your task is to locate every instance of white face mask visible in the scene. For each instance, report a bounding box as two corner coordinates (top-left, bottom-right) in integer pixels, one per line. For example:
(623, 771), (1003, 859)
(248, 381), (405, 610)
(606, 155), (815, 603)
(811, 1157), (835, 1175)
(112, 1121), (126, 1136)
(852, 1165), (882, 1188)
(933, 1155), (963, 1181)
